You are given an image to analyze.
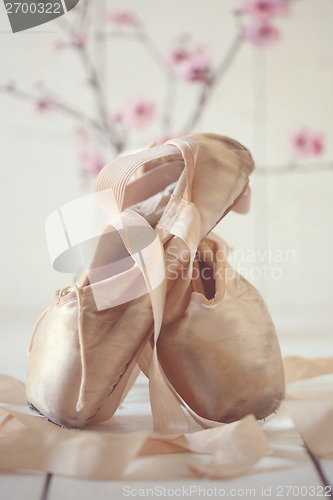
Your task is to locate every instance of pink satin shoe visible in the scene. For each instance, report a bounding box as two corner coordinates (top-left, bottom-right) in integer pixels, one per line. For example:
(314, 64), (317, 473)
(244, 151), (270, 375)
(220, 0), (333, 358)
(157, 234), (285, 423)
(26, 133), (255, 431)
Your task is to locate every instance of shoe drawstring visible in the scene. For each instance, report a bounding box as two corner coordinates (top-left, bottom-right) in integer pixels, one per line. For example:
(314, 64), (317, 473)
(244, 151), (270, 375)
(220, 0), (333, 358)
(27, 283), (87, 413)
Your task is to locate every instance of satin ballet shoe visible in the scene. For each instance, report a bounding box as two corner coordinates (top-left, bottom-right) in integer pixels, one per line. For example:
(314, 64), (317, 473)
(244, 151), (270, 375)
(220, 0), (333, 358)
(26, 133), (254, 430)
(26, 185), (176, 429)
(157, 234), (285, 423)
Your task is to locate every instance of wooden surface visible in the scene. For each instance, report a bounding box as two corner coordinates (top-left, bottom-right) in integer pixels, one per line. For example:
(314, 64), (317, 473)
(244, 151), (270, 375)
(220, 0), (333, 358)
(0, 314), (332, 500)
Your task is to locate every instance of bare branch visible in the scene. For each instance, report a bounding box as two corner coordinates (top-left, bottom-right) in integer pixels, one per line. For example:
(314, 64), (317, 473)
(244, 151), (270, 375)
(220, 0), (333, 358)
(255, 162), (333, 175)
(0, 82), (103, 134)
(182, 31), (244, 134)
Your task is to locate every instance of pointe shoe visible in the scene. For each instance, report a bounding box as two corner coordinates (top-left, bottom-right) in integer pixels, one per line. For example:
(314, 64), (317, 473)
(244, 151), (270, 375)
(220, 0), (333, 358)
(157, 234), (285, 423)
(26, 133), (254, 430)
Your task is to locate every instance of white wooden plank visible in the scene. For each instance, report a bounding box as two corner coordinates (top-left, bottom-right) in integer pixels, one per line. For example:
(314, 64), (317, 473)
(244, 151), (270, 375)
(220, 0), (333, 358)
(49, 459), (325, 500)
(321, 459), (333, 494)
(49, 477), (127, 500)
(0, 473), (46, 500)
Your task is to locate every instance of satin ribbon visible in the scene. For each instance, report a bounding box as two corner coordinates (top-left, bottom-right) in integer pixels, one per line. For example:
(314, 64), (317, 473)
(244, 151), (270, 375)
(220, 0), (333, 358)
(0, 356), (333, 479)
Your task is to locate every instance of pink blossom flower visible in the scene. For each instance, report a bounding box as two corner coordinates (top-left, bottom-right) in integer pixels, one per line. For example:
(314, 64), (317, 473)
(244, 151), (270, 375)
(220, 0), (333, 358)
(244, 21), (280, 46)
(80, 151), (105, 176)
(309, 133), (325, 156)
(290, 128), (325, 159)
(74, 33), (86, 48)
(106, 11), (137, 27)
(124, 96), (155, 129)
(110, 110), (123, 123)
(35, 96), (54, 112)
(291, 129), (309, 157)
(75, 128), (105, 177)
(171, 48), (211, 84)
(242, 0), (289, 19)
(168, 48), (189, 65)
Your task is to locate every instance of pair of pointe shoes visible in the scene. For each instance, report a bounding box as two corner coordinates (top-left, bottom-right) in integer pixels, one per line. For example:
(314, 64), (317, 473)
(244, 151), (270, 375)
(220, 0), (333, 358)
(26, 133), (285, 433)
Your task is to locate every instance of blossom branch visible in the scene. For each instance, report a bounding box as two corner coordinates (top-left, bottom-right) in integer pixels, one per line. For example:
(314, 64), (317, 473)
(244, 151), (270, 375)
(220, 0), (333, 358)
(2, 1), (329, 180)
(0, 82), (103, 133)
(58, 17), (124, 153)
(134, 26), (177, 133)
(97, 25), (177, 134)
(182, 30), (244, 133)
(162, 75), (177, 133)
